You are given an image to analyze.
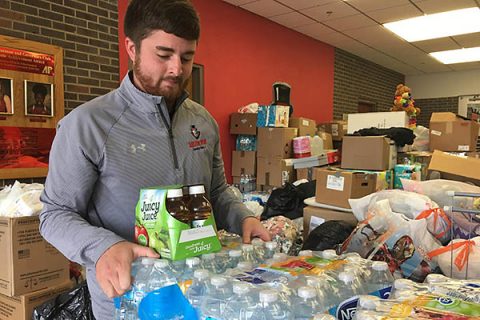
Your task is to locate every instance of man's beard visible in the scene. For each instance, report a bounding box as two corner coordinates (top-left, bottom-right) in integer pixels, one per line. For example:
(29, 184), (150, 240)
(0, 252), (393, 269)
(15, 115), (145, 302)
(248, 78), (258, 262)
(133, 56), (187, 105)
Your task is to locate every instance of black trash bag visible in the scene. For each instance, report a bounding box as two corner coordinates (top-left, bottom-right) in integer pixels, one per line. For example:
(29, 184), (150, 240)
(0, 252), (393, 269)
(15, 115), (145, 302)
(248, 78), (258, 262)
(261, 181), (316, 221)
(302, 220), (355, 251)
(32, 281), (95, 320)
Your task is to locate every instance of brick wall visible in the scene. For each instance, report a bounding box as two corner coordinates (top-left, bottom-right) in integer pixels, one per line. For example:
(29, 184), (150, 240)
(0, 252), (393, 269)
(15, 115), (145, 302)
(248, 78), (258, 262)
(333, 48), (405, 119)
(414, 97), (459, 128)
(0, 0), (119, 187)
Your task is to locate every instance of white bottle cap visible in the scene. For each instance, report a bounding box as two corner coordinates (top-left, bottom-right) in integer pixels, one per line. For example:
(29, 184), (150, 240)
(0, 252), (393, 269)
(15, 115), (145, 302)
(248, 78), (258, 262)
(141, 257), (156, 265)
(306, 277), (321, 288)
(251, 238), (264, 246)
(210, 276), (227, 287)
(338, 272), (354, 284)
(372, 261), (389, 271)
(425, 273), (449, 284)
(189, 185), (205, 195)
(202, 253), (215, 260)
(321, 250), (338, 259)
(273, 252), (287, 261)
(394, 279), (415, 290)
(229, 249), (242, 258)
(237, 261), (253, 271)
(167, 188), (183, 198)
(154, 259), (169, 268)
(242, 244), (254, 251)
(259, 290), (278, 303)
(233, 282), (251, 295)
(358, 295), (381, 310)
(298, 286), (316, 299)
(298, 250), (313, 257)
(265, 241), (277, 250)
(193, 269), (209, 280)
(185, 257), (201, 268)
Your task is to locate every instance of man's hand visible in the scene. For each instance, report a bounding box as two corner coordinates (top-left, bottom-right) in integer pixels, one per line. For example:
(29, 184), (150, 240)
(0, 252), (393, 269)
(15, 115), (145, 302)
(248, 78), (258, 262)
(96, 241), (159, 298)
(242, 216), (271, 244)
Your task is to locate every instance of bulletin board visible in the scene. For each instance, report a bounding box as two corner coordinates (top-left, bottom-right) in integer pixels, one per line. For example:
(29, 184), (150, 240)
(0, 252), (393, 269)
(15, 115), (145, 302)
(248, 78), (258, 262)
(0, 35), (64, 179)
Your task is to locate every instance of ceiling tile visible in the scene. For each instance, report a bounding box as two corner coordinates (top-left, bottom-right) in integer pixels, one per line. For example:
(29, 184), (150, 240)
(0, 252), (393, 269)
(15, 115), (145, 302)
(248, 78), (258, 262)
(323, 13), (377, 31)
(275, 0), (337, 11)
(222, 0), (258, 5)
(270, 11), (317, 28)
(294, 22), (337, 40)
(448, 62), (480, 71)
(346, 0), (411, 12)
(453, 33), (480, 48)
(413, 38), (462, 53)
(300, 2), (359, 22)
(366, 4), (423, 24)
(412, 0), (478, 14)
(240, 0), (292, 18)
(415, 63), (453, 73)
(343, 25), (408, 47)
(311, 30), (356, 46)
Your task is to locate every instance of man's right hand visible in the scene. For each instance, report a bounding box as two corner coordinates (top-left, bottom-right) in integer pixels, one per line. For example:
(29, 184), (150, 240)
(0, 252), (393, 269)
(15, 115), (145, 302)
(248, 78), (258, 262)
(95, 241), (159, 298)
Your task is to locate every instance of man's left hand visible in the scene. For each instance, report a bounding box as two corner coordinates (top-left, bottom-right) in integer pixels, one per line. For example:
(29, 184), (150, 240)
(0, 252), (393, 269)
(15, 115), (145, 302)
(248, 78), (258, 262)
(242, 216), (271, 243)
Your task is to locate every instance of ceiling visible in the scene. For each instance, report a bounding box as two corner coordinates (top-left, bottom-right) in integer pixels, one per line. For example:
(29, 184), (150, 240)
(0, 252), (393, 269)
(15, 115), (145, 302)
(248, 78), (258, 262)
(222, 0), (480, 76)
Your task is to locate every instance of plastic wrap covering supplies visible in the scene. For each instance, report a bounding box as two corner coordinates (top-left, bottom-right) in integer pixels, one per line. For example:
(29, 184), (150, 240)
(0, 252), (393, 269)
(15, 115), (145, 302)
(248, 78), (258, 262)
(261, 215), (302, 255)
(303, 220), (355, 251)
(340, 199), (442, 282)
(349, 189), (451, 244)
(427, 237), (480, 280)
(0, 180), (44, 217)
(32, 281), (94, 320)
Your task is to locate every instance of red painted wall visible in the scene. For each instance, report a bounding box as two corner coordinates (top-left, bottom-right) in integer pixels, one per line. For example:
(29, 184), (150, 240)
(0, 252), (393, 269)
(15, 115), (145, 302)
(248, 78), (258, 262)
(118, 0), (335, 183)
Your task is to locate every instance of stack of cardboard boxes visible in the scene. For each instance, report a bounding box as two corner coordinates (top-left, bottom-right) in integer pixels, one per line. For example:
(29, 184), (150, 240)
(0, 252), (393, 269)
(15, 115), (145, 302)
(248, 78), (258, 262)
(0, 216), (71, 319)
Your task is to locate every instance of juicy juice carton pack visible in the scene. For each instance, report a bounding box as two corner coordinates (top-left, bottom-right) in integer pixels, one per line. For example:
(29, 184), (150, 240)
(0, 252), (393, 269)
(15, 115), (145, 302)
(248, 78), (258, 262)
(135, 185), (221, 261)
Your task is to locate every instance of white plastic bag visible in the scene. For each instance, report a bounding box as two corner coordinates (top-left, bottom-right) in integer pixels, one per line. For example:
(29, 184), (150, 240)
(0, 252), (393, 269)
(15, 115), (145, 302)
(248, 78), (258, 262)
(428, 236), (480, 279)
(0, 181), (44, 217)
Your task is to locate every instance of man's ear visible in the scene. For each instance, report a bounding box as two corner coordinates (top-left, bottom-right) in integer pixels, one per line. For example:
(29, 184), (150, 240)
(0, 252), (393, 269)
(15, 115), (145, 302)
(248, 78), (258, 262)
(125, 37), (137, 62)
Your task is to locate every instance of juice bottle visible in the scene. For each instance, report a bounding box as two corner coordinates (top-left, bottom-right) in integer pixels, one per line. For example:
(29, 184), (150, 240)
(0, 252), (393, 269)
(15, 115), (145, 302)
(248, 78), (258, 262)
(188, 185), (212, 228)
(182, 185), (190, 205)
(166, 188), (191, 226)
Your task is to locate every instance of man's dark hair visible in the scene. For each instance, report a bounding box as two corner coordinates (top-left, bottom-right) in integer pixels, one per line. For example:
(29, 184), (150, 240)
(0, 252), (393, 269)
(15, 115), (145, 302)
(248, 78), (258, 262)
(124, 0), (200, 48)
(32, 83), (48, 97)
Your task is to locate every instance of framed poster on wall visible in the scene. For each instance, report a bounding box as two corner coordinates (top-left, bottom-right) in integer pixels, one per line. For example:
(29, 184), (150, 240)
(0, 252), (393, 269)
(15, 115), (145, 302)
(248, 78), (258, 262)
(0, 35), (64, 179)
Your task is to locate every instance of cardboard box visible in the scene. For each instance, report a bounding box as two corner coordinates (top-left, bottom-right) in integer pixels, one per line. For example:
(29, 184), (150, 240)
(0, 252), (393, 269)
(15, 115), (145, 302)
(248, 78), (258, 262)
(257, 127), (298, 158)
(341, 136), (393, 171)
(256, 157), (294, 187)
(315, 168), (376, 209)
(428, 150), (480, 185)
(257, 105), (290, 128)
(342, 169), (393, 192)
(292, 150), (339, 169)
(0, 281), (72, 320)
(289, 117), (317, 137)
(429, 112), (480, 152)
(231, 151), (256, 176)
(0, 216), (70, 297)
(318, 120), (347, 141)
(230, 113), (257, 135)
(347, 111), (409, 134)
(303, 206), (358, 239)
(318, 132), (333, 150)
(296, 167), (316, 181)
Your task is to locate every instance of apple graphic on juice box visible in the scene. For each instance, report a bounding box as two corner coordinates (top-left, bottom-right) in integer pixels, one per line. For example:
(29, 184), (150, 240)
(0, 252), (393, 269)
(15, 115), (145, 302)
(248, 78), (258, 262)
(135, 224), (149, 246)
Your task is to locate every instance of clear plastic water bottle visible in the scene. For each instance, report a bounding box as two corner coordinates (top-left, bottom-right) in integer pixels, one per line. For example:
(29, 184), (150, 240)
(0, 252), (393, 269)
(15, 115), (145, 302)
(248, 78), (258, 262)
(227, 249), (242, 268)
(298, 250), (313, 257)
(131, 257), (156, 312)
(225, 261), (254, 277)
(170, 259), (186, 279)
(424, 273), (450, 284)
(306, 277), (334, 311)
(320, 250), (339, 260)
(224, 282), (259, 320)
(334, 272), (360, 306)
(215, 250), (230, 274)
(241, 244), (259, 265)
(145, 259), (177, 292)
(313, 314), (336, 320)
(200, 275), (233, 319)
(201, 252), (222, 274)
(178, 257), (201, 292)
(115, 258), (144, 320)
(295, 286), (320, 320)
(251, 238), (266, 263)
(367, 261), (394, 297)
(272, 252), (288, 262)
(264, 241), (278, 260)
(185, 269), (210, 310)
(256, 289), (293, 320)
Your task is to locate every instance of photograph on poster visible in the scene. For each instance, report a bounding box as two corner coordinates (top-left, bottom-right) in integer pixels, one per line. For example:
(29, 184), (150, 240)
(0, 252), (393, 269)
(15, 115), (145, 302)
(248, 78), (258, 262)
(25, 80), (54, 117)
(0, 77), (13, 114)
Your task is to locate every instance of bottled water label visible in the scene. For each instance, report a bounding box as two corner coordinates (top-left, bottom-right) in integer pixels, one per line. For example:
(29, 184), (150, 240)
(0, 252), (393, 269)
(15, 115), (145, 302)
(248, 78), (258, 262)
(329, 295), (359, 320)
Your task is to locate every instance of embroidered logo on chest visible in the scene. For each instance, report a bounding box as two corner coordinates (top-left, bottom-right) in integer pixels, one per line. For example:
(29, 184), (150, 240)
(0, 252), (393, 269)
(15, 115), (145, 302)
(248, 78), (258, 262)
(188, 125), (207, 150)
